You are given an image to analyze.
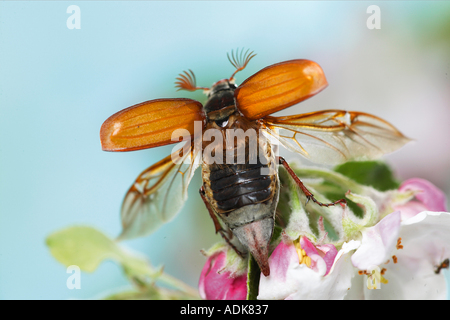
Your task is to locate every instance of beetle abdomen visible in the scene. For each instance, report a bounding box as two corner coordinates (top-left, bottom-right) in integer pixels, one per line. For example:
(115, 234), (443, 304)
(200, 111), (279, 276)
(209, 162), (273, 213)
(201, 111), (278, 218)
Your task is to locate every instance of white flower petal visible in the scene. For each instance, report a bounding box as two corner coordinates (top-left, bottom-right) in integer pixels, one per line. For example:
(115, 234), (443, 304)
(399, 211), (450, 269)
(351, 211), (401, 270)
(285, 243), (356, 300)
(352, 211), (450, 299)
(380, 211), (450, 299)
(363, 256), (447, 299)
(258, 242), (319, 300)
(258, 239), (356, 300)
(328, 240), (360, 275)
(344, 272), (366, 300)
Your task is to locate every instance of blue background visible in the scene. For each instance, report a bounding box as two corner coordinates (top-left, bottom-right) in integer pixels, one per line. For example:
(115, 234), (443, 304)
(1, 1), (449, 299)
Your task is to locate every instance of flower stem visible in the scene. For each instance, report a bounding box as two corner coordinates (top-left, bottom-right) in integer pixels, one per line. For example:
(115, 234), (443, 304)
(293, 166), (365, 194)
(156, 273), (200, 299)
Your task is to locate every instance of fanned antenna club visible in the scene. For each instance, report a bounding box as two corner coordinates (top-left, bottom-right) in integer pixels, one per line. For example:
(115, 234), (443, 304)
(174, 48), (256, 92)
(174, 69), (196, 91)
(227, 48), (257, 81)
(175, 69), (208, 92)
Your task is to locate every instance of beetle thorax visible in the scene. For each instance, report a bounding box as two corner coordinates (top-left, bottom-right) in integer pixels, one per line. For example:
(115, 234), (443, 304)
(203, 80), (237, 119)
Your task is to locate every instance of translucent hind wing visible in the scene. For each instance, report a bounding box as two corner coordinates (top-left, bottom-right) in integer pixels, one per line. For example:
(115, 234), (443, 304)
(260, 110), (411, 165)
(118, 142), (201, 240)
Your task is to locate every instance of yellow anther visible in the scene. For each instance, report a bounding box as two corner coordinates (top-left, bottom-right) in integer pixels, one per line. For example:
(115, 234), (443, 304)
(304, 256), (311, 267)
(294, 239), (303, 264)
(294, 238), (312, 268)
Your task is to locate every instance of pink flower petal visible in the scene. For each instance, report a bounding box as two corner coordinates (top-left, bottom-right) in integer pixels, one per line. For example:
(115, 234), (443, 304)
(394, 202), (428, 220)
(399, 178), (447, 212)
(269, 240), (298, 283)
(259, 238), (353, 300)
(199, 251), (247, 300)
(300, 236), (319, 256)
(300, 236), (323, 273)
(317, 244), (338, 275)
(299, 236), (337, 275)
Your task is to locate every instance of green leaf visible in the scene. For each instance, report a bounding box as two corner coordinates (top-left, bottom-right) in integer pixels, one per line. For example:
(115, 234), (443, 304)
(246, 255), (260, 300)
(334, 161), (399, 191)
(46, 226), (158, 278)
(46, 226), (123, 272)
(46, 226), (200, 299)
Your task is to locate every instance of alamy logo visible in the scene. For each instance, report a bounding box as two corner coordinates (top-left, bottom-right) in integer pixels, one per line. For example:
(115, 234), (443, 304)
(170, 121), (279, 176)
(66, 5), (81, 30)
(66, 265), (81, 289)
(367, 5), (381, 30)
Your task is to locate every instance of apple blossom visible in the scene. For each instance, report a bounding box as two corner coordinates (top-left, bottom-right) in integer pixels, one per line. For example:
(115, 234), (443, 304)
(198, 162), (450, 300)
(257, 236), (358, 300)
(349, 211), (450, 299)
(198, 249), (247, 300)
(394, 178), (447, 219)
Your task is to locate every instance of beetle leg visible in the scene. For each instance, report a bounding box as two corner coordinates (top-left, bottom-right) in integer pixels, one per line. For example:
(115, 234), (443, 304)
(199, 186), (245, 257)
(277, 156), (347, 207)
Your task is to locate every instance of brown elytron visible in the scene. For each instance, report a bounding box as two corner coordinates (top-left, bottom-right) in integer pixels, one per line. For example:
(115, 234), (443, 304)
(100, 49), (410, 277)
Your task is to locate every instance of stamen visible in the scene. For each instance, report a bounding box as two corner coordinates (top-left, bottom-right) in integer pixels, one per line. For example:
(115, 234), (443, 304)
(294, 239), (303, 264)
(294, 238), (312, 268)
(392, 255), (398, 264)
(396, 237), (403, 250)
(304, 256), (311, 267)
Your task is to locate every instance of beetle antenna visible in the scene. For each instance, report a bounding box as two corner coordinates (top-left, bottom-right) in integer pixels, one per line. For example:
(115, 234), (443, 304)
(227, 48), (256, 82)
(175, 69), (209, 92)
